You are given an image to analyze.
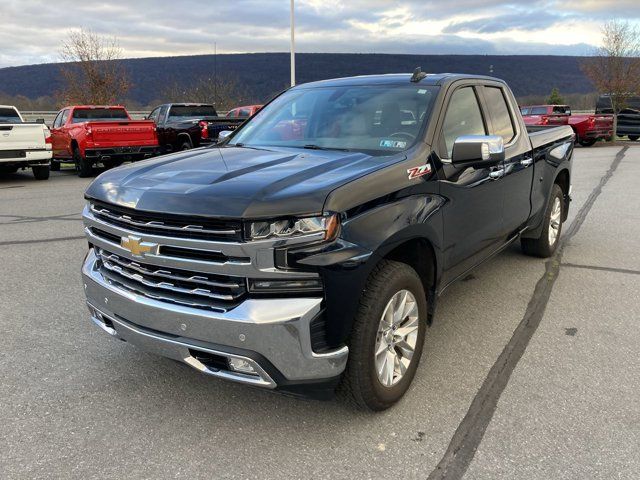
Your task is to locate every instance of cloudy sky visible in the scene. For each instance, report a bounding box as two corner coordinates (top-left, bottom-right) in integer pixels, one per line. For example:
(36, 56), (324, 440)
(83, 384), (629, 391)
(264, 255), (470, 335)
(2, 0), (639, 68)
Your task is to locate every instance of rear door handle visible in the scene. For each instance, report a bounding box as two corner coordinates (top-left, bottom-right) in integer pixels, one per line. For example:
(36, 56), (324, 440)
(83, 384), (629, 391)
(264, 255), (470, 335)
(489, 168), (505, 179)
(521, 158), (533, 167)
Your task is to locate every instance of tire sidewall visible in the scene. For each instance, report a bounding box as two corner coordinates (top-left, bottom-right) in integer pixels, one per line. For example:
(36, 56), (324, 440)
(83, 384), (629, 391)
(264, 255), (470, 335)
(351, 263), (427, 409)
(541, 185), (564, 255)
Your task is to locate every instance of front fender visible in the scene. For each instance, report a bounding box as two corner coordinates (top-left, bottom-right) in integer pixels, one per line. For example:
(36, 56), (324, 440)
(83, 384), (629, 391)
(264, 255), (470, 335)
(296, 194), (445, 346)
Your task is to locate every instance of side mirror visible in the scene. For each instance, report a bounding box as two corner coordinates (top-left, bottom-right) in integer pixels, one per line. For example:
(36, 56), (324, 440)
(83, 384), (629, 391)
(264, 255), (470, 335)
(451, 135), (505, 167)
(35, 118), (45, 124)
(218, 130), (233, 140)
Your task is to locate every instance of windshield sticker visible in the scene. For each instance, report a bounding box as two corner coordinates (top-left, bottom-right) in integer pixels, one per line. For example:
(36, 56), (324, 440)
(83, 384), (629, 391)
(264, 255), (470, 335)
(407, 163), (432, 180)
(380, 139), (407, 149)
(417, 89), (427, 94)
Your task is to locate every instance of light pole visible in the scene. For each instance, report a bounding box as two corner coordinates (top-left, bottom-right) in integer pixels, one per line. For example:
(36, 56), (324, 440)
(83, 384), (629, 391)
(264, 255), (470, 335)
(290, 0), (295, 87)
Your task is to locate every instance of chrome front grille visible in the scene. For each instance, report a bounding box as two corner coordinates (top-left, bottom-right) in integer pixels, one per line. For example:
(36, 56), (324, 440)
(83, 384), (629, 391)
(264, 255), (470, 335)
(95, 247), (246, 310)
(90, 201), (242, 241)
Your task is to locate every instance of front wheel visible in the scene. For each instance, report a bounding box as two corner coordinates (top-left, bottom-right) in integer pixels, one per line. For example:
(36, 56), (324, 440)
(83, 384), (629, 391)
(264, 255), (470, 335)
(628, 135), (639, 141)
(32, 165), (50, 180)
(339, 260), (427, 411)
(50, 160), (60, 171)
(521, 184), (564, 258)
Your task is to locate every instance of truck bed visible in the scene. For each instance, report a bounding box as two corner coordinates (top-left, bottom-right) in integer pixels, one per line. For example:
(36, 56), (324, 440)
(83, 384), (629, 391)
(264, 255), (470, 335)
(527, 125), (575, 149)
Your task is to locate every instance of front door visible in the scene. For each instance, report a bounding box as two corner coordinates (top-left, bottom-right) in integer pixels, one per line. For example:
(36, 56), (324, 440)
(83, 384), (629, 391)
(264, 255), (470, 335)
(436, 84), (507, 284)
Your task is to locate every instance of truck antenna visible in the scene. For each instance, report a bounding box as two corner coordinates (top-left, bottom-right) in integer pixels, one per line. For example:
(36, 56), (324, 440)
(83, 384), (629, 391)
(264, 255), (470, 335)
(410, 67), (427, 83)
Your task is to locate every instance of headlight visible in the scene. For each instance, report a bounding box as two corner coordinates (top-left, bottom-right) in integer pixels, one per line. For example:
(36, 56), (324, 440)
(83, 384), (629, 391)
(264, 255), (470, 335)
(248, 214), (339, 241)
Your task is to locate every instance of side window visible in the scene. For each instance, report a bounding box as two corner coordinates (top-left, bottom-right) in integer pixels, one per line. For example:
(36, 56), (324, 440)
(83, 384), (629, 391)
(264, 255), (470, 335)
(52, 111), (63, 128)
(441, 87), (486, 158)
(148, 107), (160, 123)
(158, 105), (169, 123)
(484, 87), (516, 143)
(60, 109), (70, 126)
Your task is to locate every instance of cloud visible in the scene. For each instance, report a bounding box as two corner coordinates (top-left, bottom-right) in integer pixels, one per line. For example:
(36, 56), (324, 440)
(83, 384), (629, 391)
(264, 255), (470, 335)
(443, 12), (572, 34)
(0, 0), (638, 68)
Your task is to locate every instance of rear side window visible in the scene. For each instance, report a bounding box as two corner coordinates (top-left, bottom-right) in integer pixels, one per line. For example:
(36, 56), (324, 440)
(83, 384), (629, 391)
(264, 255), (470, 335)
(484, 87), (516, 143)
(0, 107), (21, 123)
(530, 106), (548, 115)
(441, 87), (486, 158)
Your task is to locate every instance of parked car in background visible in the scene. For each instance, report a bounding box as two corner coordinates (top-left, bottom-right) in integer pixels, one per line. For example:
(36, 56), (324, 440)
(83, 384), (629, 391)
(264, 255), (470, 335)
(521, 104), (613, 146)
(520, 104), (571, 126)
(226, 104), (263, 118)
(0, 105), (51, 180)
(50, 106), (159, 177)
(596, 95), (640, 141)
(81, 72), (574, 410)
(147, 103), (246, 152)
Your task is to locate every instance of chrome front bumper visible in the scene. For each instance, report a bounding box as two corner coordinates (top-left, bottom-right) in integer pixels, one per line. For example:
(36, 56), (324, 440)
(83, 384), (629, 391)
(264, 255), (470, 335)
(82, 249), (348, 388)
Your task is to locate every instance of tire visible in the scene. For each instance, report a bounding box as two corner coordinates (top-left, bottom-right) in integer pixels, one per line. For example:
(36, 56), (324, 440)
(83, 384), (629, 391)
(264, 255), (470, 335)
(0, 166), (19, 174)
(74, 147), (93, 178)
(32, 165), (50, 180)
(50, 160), (60, 171)
(180, 139), (192, 150)
(339, 260), (427, 411)
(578, 138), (597, 147)
(521, 184), (564, 258)
(103, 159), (123, 170)
(628, 135), (639, 141)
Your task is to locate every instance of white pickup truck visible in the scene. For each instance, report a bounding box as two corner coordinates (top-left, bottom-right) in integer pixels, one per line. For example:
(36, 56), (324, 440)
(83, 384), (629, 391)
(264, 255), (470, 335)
(0, 105), (52, 180)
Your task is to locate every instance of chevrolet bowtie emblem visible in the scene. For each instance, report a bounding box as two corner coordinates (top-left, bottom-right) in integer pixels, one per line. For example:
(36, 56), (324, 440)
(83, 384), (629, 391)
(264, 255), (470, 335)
(120, 235), (159, 257)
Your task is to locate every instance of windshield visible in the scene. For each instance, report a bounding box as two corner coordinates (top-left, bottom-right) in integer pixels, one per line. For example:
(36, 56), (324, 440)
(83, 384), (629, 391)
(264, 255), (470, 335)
(72, 108), (129, 123)
(0, 108), (22, 124)
(229, 85), (438, 155)
(168, 105), (218, 120)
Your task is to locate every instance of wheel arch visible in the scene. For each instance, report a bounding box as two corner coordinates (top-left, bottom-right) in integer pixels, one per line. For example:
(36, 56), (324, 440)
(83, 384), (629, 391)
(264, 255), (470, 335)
(381, 236), (439, 324)
(554, 168), (570, 221)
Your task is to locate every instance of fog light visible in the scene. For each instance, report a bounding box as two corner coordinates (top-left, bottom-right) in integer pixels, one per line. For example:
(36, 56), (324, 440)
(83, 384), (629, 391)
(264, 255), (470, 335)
(228, 357), (258, 376)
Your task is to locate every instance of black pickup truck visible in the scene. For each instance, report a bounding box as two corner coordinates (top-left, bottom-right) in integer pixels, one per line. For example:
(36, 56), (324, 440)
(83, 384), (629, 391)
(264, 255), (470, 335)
(146, 103), (245, 152)
(82, 72), (574, 410)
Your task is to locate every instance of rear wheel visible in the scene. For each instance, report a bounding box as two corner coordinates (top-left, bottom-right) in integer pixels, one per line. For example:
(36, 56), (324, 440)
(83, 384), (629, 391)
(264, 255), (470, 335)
(628, 135), (639, 141)
(32, 165), (50, 180)
(103, 159), (123, 170)
(0, 166), (19, 174)
(339, 260), (427, 411)
(579, 138), (597, 147)
(180, 139), (192, 150)
(521, 184), (564, 258)
(74, 147), (93, 178)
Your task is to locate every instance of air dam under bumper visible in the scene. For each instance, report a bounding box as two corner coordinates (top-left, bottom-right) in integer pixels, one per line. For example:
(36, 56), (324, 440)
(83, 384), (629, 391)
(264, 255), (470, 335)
(82, 249), (348, 389)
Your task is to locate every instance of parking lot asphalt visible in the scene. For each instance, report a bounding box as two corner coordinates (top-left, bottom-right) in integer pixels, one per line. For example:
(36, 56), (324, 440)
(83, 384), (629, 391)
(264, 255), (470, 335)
(1, 146), (638, 480)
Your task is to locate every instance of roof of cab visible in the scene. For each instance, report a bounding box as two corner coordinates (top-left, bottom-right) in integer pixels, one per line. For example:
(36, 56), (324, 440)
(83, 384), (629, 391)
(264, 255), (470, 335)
(296, 73), (506, 89)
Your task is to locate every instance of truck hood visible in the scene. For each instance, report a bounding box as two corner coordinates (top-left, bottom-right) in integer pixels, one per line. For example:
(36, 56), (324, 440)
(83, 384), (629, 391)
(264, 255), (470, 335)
(85, 145), (405, 218)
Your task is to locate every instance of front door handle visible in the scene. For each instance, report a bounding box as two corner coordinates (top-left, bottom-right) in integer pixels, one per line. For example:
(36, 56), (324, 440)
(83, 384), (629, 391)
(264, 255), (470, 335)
(489, 168), (505, 180)
(521, 158), (534, 167)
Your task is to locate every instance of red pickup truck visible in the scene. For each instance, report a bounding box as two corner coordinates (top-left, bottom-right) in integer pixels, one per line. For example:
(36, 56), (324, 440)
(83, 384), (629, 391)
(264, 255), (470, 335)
(50, 106), (159, 177)
(520, 105), (613, 147)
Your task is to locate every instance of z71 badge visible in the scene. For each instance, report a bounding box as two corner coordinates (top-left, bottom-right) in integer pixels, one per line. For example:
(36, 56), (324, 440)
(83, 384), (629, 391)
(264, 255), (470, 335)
(407, 163), (432, 180)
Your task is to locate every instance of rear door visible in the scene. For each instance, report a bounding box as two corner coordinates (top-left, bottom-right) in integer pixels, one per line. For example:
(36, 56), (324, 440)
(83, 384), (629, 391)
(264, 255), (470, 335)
(437, 83), (506, 283)
(51, 109), (71, 157)
(480, 84), (533, 235)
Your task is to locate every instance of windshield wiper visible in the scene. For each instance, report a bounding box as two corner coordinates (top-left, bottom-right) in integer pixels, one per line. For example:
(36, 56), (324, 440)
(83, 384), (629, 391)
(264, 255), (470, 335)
(303, 144), (351, 152)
